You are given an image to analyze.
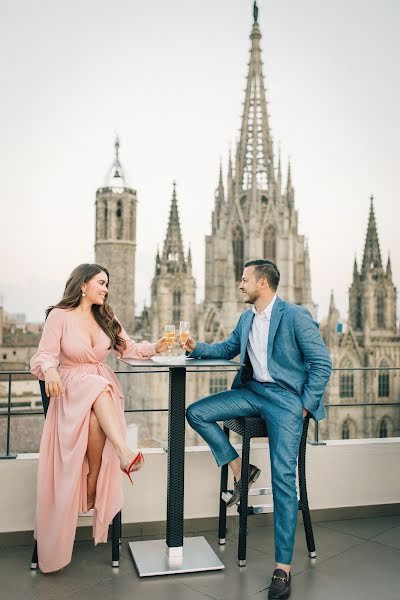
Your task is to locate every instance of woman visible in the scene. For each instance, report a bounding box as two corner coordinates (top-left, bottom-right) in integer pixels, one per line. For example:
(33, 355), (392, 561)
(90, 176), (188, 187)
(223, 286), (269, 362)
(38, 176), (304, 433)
(30, 263), (167, 573)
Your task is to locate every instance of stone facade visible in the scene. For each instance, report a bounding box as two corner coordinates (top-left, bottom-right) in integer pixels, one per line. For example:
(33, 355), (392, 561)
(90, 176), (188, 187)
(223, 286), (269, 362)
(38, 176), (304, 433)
(321, 198), (400, 440)
(95, 137), (137, 333)
(0, 308), (43, 453)
(105, 9), (315, 445)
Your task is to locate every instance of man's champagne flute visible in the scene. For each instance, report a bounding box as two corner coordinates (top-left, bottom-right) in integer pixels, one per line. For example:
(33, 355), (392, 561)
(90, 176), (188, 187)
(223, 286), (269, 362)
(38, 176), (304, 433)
(164, 325), (176, 358)
(179, 321), (190, 357)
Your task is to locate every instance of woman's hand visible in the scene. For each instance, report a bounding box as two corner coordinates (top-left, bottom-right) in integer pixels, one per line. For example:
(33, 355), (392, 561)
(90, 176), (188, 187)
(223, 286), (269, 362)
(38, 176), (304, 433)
(45, 367), (64, 399)
(181, 336), (196, 353)
(303, 408), (309, 419)
(155, 337), (167, 354)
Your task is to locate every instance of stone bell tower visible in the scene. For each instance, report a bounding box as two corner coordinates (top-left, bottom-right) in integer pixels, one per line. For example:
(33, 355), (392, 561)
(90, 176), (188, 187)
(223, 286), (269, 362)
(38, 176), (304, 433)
(95, 137), (137, 333)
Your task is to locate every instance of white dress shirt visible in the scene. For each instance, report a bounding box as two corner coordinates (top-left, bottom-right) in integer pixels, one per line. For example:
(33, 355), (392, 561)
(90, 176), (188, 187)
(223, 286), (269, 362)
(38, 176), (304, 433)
(247, 295), (277, 383)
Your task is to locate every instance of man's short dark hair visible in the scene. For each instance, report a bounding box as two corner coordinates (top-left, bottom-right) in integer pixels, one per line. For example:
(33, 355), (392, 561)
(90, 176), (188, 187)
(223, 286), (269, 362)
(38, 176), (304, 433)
(244, 259), (280, 291)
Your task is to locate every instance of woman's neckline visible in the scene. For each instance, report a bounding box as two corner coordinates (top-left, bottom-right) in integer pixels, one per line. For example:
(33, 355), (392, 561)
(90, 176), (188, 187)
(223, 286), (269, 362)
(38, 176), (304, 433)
(68, 308), (102, 349)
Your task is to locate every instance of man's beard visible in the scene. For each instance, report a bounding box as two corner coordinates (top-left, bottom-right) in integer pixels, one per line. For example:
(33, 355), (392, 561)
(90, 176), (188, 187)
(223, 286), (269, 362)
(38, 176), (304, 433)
(243, 291), (258, 304)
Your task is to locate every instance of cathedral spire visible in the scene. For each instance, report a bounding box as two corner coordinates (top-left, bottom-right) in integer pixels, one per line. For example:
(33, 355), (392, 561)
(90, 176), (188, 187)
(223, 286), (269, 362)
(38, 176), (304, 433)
(237, 2), (274, 192)
(277, 145), (282, 191)
(161, 181), (186, 273)
(227, 147), (234, 201)
(352, 255), (359, 282)
(286, 158), (294, 207)
(326, 289), (340, 346)
(286, 158), (293, 191)
(329, 289), (336, 314)
(302, 241), (313, 311)
(386, 253), (392, 280)
(217, 160), (225, 202)
(105, 135), (127, 189)
(361, 195), (383, 275)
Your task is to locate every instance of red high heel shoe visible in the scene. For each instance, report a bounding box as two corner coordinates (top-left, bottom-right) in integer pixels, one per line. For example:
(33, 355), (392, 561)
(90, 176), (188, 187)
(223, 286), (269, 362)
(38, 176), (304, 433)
(123, 451), (144, 484)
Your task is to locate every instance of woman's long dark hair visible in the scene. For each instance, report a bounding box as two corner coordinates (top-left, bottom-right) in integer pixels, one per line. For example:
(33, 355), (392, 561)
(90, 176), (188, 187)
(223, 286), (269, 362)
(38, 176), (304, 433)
(46, 263), (126, 354)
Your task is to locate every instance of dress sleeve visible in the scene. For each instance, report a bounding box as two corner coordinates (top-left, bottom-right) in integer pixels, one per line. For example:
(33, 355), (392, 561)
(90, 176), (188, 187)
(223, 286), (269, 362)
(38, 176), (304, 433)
(118, 324), (157, 359)
(30, 309), (64, 380)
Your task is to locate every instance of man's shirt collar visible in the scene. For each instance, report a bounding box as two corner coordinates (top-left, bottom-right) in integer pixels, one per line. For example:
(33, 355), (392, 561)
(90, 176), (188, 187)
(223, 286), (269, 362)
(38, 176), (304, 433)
(252, 295), (277, 320)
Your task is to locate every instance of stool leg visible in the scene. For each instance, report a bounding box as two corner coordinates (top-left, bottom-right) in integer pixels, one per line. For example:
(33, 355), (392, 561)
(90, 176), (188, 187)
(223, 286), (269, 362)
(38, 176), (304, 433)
(218, 426), (230, 544)
(238, 426), (250, 567)
(111, 513), (120, 567)
(298, 416), (316, 558)
(31, 541), (38, 570)
(117, 510), (122, 546)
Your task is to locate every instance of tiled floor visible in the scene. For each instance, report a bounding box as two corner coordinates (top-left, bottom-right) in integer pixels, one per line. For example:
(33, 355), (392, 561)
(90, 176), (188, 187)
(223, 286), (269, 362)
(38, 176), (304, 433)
(1, 515), (400, 600)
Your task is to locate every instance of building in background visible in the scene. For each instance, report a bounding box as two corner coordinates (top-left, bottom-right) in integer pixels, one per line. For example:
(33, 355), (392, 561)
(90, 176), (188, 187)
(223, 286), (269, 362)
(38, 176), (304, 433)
(321, 198), (400, 439)
(95, 5), (317, 445)
(2, 4), (399, 451)
(95, 136), (137, 333)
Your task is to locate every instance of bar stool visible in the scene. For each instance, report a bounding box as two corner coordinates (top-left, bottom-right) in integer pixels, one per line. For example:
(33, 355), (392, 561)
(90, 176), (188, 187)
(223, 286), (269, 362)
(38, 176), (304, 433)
(218, 414), (316, 566)
(31, 380), (122, 570)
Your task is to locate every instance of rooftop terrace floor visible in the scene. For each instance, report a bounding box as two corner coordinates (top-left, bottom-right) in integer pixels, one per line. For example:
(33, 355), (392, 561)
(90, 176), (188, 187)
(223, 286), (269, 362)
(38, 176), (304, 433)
(2, 514), (400, 600)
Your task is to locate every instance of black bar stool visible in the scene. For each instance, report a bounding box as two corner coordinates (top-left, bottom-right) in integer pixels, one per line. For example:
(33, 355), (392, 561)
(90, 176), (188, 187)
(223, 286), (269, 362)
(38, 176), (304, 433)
(218, 415), (316, 566)
(31, 380), (122, 570)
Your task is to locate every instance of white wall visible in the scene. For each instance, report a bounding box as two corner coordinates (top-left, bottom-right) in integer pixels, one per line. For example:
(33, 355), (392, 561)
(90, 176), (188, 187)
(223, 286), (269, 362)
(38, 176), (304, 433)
(0, 439), (399, 534)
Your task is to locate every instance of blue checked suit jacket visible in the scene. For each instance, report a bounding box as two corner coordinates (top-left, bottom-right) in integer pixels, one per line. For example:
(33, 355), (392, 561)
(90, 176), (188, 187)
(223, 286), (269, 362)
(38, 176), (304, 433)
(189, 296), (332, 421)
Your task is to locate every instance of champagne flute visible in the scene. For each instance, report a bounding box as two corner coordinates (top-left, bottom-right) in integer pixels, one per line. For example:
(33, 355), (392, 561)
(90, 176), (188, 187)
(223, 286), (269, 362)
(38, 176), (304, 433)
(179, 321), (190, 357)
(164, 325), (176, 358)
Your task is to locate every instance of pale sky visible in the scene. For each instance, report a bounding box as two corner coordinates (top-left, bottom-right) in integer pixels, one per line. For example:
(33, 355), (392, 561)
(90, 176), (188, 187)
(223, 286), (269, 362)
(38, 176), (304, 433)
(0, 0), (399, 324)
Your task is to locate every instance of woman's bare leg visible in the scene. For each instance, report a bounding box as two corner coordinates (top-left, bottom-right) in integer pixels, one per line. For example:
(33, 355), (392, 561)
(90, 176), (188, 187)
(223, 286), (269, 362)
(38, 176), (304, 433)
(92, 390), (143, 471)
(86, 410), (106, 509)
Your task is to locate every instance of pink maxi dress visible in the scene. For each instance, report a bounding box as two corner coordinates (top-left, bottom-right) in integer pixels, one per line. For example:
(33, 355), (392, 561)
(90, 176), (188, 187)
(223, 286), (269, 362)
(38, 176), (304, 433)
(30, 307), (156, 573)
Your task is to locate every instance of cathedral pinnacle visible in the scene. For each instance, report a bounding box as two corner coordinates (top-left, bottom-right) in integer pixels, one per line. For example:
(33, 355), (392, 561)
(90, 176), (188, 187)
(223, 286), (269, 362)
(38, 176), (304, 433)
(361, 195), (383, 275)
(236, 2), (274, 192)
(386, 253), (392, 280)
(329, 289), (336, 314)
(105, 134), (127, 190)
(161, 182), (186, 273)
(353, 256), (359, 279)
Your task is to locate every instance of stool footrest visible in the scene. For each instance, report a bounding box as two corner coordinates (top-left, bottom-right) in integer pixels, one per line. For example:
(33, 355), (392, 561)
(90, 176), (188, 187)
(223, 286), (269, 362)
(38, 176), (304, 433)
(249, 487), (273, 496)
(247, 504), (274, 514)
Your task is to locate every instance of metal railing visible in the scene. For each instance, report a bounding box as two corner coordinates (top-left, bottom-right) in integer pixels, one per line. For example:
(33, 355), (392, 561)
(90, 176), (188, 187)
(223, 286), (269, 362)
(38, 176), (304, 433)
(0, 367), (239, 458)
(1, 367), (399, 457)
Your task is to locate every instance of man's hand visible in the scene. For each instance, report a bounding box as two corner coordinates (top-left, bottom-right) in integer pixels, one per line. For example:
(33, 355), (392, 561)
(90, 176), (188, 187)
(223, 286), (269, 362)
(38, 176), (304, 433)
(45, 367), (64, 399)
(182, 336), (196, 353)
(303, 408), (309, 419)
(155, 337), (167, 354)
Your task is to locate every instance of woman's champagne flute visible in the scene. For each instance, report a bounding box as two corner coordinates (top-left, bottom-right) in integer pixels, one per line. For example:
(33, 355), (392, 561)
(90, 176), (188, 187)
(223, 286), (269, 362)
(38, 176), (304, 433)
(164, 325), (176, 358)
(179, 321), (190, 357)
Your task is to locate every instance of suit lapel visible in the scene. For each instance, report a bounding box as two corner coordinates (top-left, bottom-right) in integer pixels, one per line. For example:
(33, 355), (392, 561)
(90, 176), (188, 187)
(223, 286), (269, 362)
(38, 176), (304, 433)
(267, 297), (285, 360)
(240, 310), (254, 362)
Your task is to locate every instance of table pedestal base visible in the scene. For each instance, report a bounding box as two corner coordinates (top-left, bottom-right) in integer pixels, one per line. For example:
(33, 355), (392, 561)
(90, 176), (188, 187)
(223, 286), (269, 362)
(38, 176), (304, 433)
(128, 537), (225, 576)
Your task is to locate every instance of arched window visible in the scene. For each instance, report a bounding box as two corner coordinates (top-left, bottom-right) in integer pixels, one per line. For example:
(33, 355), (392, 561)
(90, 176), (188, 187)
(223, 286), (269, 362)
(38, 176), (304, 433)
(263, 226), (276, 262)
(116, 200), (123, 240)
(355, 295), (362, 329)
(378, 359), (390, 397)
(376, 292), (385, 329)
(232, 225), (244, 281)
(379, 419), (388, 438)
(342, 420), (350, 440)
(173, 289), (181, 324)
(339, 358), (354, 398)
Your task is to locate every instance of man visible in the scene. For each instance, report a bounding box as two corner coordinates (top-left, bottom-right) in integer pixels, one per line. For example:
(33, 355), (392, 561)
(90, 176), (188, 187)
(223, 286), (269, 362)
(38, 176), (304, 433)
(185, 259), (332, 600)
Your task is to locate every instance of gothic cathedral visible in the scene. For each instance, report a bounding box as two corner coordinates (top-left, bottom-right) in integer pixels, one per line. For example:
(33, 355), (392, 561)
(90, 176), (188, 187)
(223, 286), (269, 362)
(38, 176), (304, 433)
(94, 6), (399, 445)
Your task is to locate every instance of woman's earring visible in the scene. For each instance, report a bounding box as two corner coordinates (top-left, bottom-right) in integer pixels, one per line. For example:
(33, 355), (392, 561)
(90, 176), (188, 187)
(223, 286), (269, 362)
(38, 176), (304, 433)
(82, 291), (86, 298)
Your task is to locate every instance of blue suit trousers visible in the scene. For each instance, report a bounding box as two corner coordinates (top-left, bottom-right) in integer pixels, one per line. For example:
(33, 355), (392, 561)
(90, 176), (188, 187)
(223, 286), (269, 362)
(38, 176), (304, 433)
(186, 380), (305, 565)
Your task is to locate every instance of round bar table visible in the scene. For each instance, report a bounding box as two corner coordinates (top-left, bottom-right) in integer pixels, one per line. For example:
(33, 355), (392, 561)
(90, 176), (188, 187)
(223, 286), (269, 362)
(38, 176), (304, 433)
(118, 357), (242, 577)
